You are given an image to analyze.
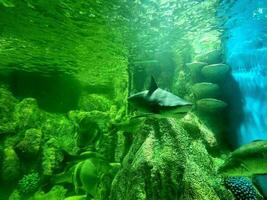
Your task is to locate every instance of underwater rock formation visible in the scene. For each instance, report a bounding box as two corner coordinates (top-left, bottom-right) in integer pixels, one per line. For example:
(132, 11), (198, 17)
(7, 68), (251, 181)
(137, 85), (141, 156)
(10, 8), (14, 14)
(195, 50), (222, 64)
(186, 62), (208, 83)
(110, 117), (233, 200)
(192, 82), (220, 99)
(196, 98), (228, 113)
(201, 64), (230, 82)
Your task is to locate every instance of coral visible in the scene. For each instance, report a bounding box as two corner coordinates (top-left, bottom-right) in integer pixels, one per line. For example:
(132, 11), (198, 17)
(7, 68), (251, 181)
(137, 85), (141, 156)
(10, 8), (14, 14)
(13, 98), (44, 130)
(41, 114), (77, 155)
(42, 138), (64, 176)
(17, 172), (40, 195)
(1, 147), (20, 182)
(15, 128), (42, 158)
(29, 185), (67, 200)
(224, 177), (257, 200)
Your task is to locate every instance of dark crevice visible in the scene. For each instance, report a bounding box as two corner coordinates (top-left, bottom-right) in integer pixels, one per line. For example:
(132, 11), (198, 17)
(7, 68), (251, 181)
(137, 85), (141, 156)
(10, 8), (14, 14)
(7, 70), (81, 113)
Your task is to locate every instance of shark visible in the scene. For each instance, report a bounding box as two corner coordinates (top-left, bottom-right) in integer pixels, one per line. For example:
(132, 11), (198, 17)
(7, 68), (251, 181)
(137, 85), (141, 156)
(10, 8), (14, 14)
(218, 140), (267, 176)
(128, 76), (193, 118)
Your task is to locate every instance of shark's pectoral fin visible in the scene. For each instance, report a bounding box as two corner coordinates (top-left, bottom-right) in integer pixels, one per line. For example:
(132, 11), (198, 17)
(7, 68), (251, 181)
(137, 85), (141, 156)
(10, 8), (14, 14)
(148, 76), (158, 95)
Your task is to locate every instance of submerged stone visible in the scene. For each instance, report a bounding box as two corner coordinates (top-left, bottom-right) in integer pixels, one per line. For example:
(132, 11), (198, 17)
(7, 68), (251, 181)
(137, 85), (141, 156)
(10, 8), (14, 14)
(186, 62), (207, 73)
(195, 50), (222, 64)
(186, 62), (207, 82)
(196, 98), (227, 113)
(192, 82), (220, 99)
(201, 64), (230, 82)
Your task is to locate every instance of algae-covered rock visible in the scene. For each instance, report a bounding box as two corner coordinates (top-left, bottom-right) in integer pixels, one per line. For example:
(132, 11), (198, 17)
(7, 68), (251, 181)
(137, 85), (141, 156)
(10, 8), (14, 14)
(192, 82), (220, 99)
(15, 128), (42, 158)
(1, 147), (20, 182)
(110, 118), (230, 200)
(195, 50), (222, 64)
(197, 98), (228, 113)
(182, 162), (219, 200)
(201, 64), (230, 82)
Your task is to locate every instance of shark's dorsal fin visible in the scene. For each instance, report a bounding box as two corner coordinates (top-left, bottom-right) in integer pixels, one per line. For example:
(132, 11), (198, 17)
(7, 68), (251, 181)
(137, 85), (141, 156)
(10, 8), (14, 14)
(148, 76), (158, 95)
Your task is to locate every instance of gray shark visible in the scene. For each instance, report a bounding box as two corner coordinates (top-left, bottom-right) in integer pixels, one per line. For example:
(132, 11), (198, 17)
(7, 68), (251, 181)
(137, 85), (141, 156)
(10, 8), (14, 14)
(128, 77), (193, 118)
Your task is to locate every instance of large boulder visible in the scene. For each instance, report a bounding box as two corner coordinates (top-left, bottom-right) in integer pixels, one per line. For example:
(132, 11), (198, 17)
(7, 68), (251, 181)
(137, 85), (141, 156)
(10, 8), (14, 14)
(195, 50), (222, 64)
(192, 82), (220, 99)
(201, 64), (230, 82)
(186, 62), (207, 82)
(196, 98), (228, 113)
(186, 62), (207, 73)
(110, 118), (233, 200)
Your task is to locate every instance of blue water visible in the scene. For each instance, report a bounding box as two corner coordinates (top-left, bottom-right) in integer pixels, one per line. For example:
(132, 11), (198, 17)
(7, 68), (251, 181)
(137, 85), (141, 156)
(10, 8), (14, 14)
(223, 0), (267, 146)
(222, 0), (267, 196)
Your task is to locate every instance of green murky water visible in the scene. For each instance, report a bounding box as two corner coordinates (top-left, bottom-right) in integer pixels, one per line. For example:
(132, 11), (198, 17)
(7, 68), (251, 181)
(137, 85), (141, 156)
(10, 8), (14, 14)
(1, 1), (256, 200)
